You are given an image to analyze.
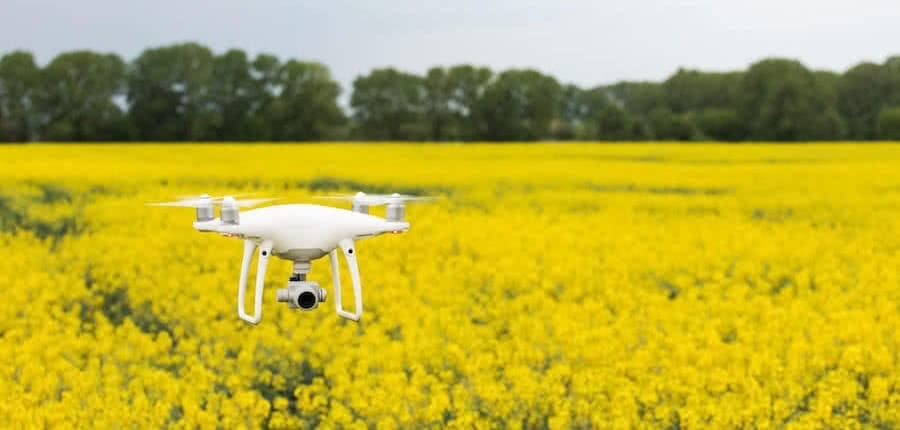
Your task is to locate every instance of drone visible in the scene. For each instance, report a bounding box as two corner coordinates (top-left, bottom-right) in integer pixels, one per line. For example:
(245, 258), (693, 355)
(150, 192), (428, 324)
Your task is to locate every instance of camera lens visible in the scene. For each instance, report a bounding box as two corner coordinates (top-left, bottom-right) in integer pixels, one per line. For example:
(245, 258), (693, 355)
(297, 291), (317, 309)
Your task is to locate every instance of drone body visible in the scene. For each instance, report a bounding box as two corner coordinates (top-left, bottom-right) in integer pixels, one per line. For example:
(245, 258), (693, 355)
(153, 193), (422, 324)
(195, 204), (409, 261)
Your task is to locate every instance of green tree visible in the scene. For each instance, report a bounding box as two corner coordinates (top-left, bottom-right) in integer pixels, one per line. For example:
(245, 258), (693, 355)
(245, 54), (283, 140)
(603, 82), (664, 140)
(837, 63), (888, 139)
(477, 69), (561, 141)
(884, 56), (900, 106)
(605, 81), (664, 117)
(0, 51), (40, 141)
(37, 51), (128, 141)
(127, 43), (217, 141)
(208, 49), (259, 141)
(814, 70), (846, 140)
(590, 104), (635, 140)
(877, 106), (900, 139)
(269, 60), (345, 141)
(663, 69), (742, 114)
(417, 65), (495, 141)
(554, 84), (587, 139)
(553, 85), (614, 140)
(445, 65), (492, 141)
(423, 67), (453, 140)
(693, 109), (745, 141)
(351, 68), (426, 140)
(7, 47), (900, 143)
(739, 59), (842, 141)
(420, 65), (497, 141)
(648, 107), (697, 140)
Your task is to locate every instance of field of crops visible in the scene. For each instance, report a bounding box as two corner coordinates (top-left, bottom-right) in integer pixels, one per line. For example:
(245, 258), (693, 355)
(1, 143), (899, 429)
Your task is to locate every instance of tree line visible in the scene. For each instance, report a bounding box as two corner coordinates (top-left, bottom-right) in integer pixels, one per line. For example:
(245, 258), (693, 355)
(1, 42), (899, 142)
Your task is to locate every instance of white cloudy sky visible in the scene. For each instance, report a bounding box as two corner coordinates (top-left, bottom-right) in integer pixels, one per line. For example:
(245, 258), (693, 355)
(2, 0), (898, 96)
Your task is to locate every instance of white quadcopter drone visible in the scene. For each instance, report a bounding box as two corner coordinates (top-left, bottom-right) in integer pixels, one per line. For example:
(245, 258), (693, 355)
(151, 192), (427, 324)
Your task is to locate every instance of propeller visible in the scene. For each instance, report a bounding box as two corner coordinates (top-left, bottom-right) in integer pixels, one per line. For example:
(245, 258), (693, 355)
(317, 192), (434, 206)
(148, 194), (277, 208)
(175, 192), (256, 201)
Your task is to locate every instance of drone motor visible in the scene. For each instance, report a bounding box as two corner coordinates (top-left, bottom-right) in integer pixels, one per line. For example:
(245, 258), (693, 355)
(196, 195), (215, 222)
(150, 194), (276, 225)
(351, 192), (370, 214)
(220, 196), (240, 225)
(386, 198), (405, 222)
(321, 192), (434, 222)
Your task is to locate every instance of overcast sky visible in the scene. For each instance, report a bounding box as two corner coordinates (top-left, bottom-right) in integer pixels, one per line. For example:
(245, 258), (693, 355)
(2, 0), (899, 98)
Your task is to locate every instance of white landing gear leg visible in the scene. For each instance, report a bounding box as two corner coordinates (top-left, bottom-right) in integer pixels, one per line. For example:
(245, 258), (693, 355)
(237, 239), (272, 324)
(330, 238), (363, 321)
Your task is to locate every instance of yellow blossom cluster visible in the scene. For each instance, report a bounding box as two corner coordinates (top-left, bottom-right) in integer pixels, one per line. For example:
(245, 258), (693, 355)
(0, 143), (898, 429)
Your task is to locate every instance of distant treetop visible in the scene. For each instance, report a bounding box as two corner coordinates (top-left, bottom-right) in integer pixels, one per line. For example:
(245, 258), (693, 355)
(1, 44), (899, 142)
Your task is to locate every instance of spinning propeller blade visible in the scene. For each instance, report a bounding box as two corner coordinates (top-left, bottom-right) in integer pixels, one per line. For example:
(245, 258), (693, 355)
(317, 192), (435, 206)
(225, 197), (278, 207)
(175, 192), (256, 201)
(148, 195), (277, 208)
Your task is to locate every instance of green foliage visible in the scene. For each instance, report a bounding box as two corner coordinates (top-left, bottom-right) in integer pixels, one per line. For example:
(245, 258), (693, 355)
(207, 49), (260, 140)
(885, 56), (900, 106)
(605, 81), (665, 118)
(424, 67), (453, 140)
(37, 51), (128, 141)
(351, 68), (427, 140)
(648, 108), (697, 140)
(445, 65), (493, 141)
(0, 43), (899, 142)
(877, 106), (900, 139)
(270, 60), (345, 141)
(693, 109), (745, 141)
(663, 69), (742, 114)
(0, 51), (41, 141)
(0, 184), (84, 245)
(556, 86), (615, 140)
(739, 59), (843, 141)
(837, 63), (890, 139)
(477, 69), (561, 141)
(127, 43), (217, 141)
(596, 104), (634, 140)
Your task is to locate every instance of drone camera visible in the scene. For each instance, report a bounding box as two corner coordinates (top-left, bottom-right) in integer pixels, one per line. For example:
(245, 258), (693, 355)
(277, 281), (327, 310)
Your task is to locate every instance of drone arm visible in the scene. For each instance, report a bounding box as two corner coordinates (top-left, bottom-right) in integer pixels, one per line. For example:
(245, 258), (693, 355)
(330, 238), (363, 321)
(237, 239), (272, 324)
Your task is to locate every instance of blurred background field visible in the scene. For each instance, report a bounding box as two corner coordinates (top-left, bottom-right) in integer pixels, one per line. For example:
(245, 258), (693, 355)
(1, 143), (899, 428)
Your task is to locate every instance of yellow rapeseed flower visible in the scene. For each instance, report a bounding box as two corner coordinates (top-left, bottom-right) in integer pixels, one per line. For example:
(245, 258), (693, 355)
(0, 143), (898, 428)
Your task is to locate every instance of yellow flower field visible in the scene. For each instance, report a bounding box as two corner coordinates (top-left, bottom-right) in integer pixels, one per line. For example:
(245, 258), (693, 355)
(1, 143), (899, 429)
